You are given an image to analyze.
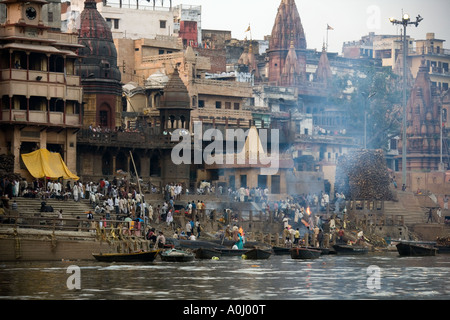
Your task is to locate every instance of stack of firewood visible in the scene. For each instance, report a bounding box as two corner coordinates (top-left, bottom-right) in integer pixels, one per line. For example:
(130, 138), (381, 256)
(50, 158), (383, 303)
(0, 154), (14, 173)
(335, 149), (393, 200)
(436, 236), (450, 246)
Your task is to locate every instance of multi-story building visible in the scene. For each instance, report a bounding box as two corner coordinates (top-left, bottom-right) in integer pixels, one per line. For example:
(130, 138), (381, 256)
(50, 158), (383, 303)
(0, 0), (83, 178)
(410, 33), (450, 91)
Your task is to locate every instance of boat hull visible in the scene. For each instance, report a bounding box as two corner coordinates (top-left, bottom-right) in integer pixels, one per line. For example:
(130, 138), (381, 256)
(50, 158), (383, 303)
(194, 247), (222, 259)
(272, 246), (291, 255)
(290, 247), (321, 259)
(160, 249), (195, 262)
(437, 246), (450, 254)
(333, 244), (368, 255)
(92, 250), (160, 262)
(396, 242), (437, 256)
(217, 248), (249, 256)
(243, 248), (272, 259)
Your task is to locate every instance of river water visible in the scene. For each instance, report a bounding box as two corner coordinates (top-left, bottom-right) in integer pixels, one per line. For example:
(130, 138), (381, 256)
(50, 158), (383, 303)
(1, 251), (449, 301)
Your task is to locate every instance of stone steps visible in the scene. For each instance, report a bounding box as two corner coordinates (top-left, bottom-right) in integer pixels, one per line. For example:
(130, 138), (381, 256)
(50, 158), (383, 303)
(10, 197), (93, 219)
(384, 192), (430, 226)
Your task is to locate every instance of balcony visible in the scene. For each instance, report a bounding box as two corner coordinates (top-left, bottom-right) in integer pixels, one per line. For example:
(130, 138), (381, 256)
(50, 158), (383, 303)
(0, 109), (81, 127)
(0, 69), (82, 101)
(77, 128), (177, 149)
(430, 66), (450, 78)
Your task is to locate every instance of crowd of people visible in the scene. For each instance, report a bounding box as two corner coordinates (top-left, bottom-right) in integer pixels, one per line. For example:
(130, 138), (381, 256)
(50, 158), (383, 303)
(0, 174), (354, 250)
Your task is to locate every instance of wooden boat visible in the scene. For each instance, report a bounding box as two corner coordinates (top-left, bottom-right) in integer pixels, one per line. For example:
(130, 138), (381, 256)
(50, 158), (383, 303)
(194, 247), (222, 259)
(160, 249), (194, 262)
(217, 248), (249, 256)
(318, 247), (331, 255)
(332, 244), (368, 255)
(290, 247), (321, 259)
(272, 246), (291, 255)
(436, 245), (450, 254)
(92, 250), (160, 262)
(243, 248), (272, 260)
(396, 241), (437, 256)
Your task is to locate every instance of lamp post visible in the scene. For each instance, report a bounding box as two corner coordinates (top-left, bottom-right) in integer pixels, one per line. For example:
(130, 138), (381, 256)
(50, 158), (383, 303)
(440, 107), (444, 171)
(361, 91), (377, 149)
(389, 13), (423, 189)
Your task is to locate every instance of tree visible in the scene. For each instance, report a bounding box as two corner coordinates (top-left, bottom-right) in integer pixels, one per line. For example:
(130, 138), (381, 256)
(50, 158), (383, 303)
(331, 65), (404, 150)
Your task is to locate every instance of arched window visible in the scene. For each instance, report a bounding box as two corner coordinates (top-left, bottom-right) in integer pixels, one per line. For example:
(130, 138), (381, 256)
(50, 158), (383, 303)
(150, 153), (161, 177)
(102, 152), (112, 176)
(99, 103), (112, 127)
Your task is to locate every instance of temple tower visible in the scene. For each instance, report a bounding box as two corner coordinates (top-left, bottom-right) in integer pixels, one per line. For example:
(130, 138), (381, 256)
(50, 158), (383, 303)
(399, 57), (443, 171)
(76, 0), (122, 130)
(267, 0), (307, 85)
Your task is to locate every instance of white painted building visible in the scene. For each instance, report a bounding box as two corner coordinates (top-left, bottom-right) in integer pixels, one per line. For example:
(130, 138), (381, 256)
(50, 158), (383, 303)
(62, 0), (199, 41)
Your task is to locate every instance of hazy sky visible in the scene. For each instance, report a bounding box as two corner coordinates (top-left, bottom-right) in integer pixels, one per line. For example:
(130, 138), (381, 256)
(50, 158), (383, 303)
(171, 0), (450, 54)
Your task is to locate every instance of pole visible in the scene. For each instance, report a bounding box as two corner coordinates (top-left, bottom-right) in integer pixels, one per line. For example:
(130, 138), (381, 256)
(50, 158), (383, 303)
(129, 151), (142, 196)
(402, 25), (407, 188)
(440, 107), (444, 170)
(364, 97), (367, 149)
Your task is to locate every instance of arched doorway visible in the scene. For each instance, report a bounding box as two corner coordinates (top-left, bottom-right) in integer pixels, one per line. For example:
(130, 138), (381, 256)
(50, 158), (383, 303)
(102, 152), (112, 176)
(98, 103), (112, 128)
(150, 153), (161, 177)
(116, 152), (128, 173)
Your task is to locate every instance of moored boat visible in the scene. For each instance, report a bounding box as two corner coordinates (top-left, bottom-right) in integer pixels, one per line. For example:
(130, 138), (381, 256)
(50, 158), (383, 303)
(217, 248), (249, 256)
(272, 246), (291, 255)
(396, 241), (437, 256)
(194, 247), (222, 259)
(160, 249), (194, 262)
(92, 250), (160, 262)
(436, 245), (450, 254)
(332, 244), (368, 255)
(243, 248), (272, 260)
(318, 247), (331, 255)
(290, 247), (321, 259)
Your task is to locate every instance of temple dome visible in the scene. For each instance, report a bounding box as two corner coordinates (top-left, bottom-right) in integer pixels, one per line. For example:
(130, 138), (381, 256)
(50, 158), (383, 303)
(159, 68), (191, 109)
(146, 70), (169, 87)
(77, 0), (121, 82)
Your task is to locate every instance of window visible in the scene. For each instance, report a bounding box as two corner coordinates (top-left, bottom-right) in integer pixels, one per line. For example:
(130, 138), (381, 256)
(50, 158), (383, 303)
(215, 101), (222, 109)
(106, 18), (119, 29)
(198, 100), (205, 108)
(390, 139), (397, 150)
(225, 102), (231, 109)
(240, 175), (247, 188)
(159, 49), (165, 55)
(234, 103), (240, 110)
(271, 175), (280, 194)
(160, 20), (167, 28)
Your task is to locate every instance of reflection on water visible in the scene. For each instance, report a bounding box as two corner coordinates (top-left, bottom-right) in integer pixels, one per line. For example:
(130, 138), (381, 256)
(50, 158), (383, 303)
(0, 253), (449, 300)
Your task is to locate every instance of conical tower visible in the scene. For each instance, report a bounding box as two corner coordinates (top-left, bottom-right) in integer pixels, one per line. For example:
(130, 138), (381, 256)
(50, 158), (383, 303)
(267, 0), (307, 85)
(280, 40), (303, 86)
(398, 57), (443, 171)
(158, 68), (192, 133)
(315, 45), (333, 85)
(76, 0), (122, 129)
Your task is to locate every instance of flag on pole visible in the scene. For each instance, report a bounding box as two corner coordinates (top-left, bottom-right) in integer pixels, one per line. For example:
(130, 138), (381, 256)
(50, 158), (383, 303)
(327, 24), (334, 30)
(245, 25), (251, 32)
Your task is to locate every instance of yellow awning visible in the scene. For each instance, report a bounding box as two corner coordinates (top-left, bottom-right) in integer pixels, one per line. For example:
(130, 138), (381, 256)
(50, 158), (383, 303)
(21, 148), (79, 180)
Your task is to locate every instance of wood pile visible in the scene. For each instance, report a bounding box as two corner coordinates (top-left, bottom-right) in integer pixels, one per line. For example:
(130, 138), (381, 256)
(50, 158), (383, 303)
(0, 154), (14, 174)
(436, 236), (450, 246)
(335, 149), (393, 200)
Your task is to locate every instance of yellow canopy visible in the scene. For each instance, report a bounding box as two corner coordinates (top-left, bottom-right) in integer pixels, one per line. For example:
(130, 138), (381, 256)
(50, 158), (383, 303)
(21, 148), (79, 180)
